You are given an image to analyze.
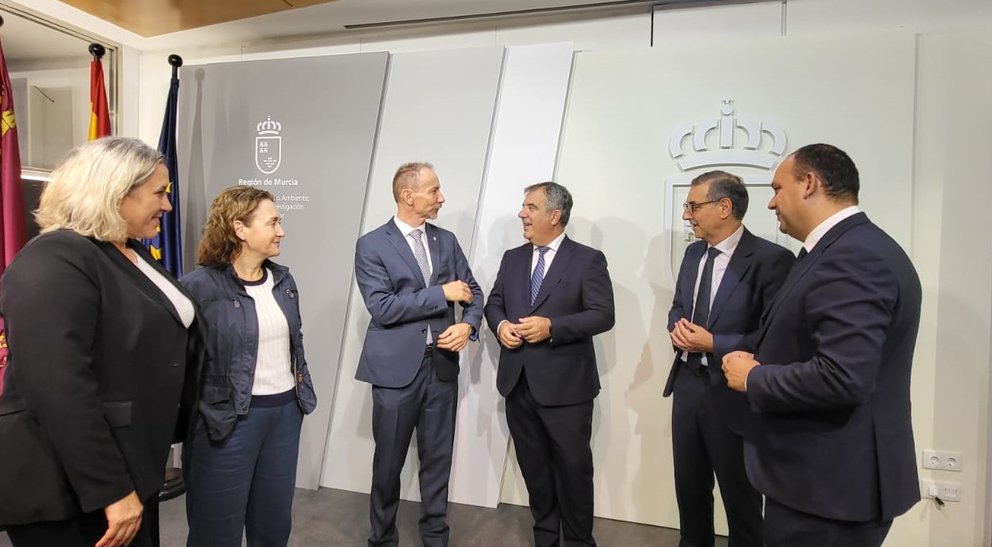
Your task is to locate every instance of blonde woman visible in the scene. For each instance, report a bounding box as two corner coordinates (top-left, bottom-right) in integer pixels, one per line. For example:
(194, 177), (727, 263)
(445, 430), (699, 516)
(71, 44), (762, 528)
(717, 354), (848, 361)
(0, 137), (201, 547)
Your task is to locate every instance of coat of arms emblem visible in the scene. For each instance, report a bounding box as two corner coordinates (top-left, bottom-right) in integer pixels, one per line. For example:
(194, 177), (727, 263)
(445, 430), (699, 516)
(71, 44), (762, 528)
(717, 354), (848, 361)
(255, 116), (282, 174)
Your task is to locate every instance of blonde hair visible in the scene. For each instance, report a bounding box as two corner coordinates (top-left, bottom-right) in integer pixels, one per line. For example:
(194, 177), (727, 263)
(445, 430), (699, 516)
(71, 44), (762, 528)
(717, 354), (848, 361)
(36, 137), (164, 241)
(197, 186), (275, 268)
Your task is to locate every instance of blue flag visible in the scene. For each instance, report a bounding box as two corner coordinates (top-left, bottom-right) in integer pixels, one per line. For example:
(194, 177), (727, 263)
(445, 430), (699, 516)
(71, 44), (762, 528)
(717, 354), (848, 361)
(143, 69), (182, 276)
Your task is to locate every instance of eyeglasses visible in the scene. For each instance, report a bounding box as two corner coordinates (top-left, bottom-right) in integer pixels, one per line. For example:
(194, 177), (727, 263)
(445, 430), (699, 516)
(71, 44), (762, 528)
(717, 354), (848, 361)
(682, 200), (719, 214)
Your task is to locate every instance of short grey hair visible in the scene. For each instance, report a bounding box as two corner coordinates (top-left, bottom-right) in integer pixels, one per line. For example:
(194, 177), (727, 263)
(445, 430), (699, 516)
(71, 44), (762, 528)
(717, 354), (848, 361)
(36, 137), (164, 241)
(392, 161), (435, 201)
(524, 181), (573, 226)
(690, 170), (749, 220)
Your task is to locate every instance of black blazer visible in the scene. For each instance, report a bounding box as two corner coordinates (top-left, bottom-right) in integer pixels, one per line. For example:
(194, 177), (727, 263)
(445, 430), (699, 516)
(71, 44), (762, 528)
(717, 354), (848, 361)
(0, 230), (202, 527)
(743, 213), (922, 522)
(485, 236), (615, 406)
(664, 228), (794, 436)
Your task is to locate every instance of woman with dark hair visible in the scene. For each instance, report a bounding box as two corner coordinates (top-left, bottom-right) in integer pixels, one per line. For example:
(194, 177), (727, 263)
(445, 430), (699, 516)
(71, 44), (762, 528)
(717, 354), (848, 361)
(0, 137), (202, 547)
(180, 185), (316, 547)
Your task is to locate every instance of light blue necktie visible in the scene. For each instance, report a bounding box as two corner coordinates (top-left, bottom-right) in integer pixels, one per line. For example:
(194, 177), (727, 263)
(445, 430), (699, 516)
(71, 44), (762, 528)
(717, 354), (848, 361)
(530, 246), (550, 305)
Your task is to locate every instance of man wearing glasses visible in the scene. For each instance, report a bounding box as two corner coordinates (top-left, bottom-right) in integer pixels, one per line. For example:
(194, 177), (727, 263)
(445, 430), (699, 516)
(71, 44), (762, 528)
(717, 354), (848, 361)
(665, 170), (794, 547)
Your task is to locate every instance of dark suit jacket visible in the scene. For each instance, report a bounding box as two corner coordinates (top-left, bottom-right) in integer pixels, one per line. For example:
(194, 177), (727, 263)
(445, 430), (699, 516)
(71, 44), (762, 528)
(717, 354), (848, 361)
(664, 228), (794, 436)
(485, 236), (615, 406)
(743, 212), (922, 522)
(0, 230), (201, 527)
(354, 219), (483, 388)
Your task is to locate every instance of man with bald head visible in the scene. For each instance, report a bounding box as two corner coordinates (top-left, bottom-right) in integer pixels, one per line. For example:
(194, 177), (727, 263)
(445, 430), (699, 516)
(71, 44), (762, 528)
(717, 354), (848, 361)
(355, 162), (483, 547)
(722, 144), (922, 547)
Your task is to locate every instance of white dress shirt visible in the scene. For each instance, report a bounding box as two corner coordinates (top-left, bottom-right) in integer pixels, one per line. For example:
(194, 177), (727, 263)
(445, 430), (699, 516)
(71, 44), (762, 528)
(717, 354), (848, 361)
(682, 225), (744, 366)
(393, 216), (434, 275)
(394, 216), (434, 344)
(530, 232), (566, 276)
(803, 205), (861, 253)
(134, 253), (195, 329)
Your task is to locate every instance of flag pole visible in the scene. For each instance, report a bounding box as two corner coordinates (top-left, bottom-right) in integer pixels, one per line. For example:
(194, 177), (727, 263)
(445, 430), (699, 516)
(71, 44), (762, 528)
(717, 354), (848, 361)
(89, 43), (105, 59)
(169, 53), (183, 77)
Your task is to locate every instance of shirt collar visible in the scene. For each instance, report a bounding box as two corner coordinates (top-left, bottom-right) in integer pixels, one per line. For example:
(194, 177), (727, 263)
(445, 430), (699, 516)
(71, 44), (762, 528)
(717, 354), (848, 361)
(804, 206), (861, 253)
(710, 224), (744, 256)
(393, 216), (426, 238)
(534, 232), (566, 253)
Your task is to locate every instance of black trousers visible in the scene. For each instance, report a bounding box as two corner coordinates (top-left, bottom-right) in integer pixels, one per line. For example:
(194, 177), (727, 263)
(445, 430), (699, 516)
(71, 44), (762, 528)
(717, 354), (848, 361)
(369, 354), (457, 547)
(506, 373), (596, 547)
(671, 365), (762, 547)
(6, 496), (159, 547)
(764, 497), (892, 547)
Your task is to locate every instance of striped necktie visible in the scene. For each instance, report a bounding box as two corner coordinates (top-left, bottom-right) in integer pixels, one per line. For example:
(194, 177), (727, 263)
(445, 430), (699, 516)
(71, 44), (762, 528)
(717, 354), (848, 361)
(530, 246), (550, 305)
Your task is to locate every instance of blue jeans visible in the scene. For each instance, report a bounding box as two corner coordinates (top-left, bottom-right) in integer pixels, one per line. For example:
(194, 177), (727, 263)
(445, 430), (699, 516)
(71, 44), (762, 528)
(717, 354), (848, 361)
(185, 394), (303, 547)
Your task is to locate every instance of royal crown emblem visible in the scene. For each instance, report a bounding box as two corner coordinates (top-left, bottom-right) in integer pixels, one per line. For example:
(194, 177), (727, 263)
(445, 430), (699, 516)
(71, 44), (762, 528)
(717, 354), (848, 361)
(669, 100), (787, 171)
(255, 116), (282, 175)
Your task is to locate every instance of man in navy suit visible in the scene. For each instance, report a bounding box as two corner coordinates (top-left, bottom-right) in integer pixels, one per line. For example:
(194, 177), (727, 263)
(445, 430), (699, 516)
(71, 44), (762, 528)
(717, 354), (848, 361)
(354, 162), (484, 547)
(485, 182), (615, 547)
(665, 170), (793, 547)
(723, 144), (922, 547)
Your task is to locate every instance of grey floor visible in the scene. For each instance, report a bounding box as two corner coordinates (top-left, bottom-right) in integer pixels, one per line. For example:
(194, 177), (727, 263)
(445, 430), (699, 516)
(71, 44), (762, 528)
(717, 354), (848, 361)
(2, 487), (727, 546)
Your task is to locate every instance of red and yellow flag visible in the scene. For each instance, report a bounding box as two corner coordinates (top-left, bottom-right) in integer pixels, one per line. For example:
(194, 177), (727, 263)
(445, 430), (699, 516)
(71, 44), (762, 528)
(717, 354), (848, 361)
(0, 32), (27, 391)
(88, 53), (111, 140)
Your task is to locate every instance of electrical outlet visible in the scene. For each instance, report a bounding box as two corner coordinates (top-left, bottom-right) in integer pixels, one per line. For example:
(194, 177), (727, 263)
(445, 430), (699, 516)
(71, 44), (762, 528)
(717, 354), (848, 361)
(922, 449), (962, 472)
(921, 479), (961, 503)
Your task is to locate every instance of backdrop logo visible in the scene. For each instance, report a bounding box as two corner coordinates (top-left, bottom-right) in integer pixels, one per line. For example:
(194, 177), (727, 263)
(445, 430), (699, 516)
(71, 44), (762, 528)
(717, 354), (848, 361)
(669, 100), (787, 171)
(255, 116), (282, 174)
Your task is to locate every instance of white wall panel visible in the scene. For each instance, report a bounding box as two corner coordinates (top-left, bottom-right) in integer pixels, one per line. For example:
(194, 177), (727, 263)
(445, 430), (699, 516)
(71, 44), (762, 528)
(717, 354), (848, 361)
(456, 42), (575, 508)
(652, 2), (783, 46)
(555, 31), (915, 531)
(911, 31), (992, 547)
(320, 47), (504, 503)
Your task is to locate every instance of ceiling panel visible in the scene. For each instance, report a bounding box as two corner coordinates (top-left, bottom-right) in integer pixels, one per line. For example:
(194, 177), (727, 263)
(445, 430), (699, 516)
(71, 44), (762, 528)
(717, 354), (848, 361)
(58, 0), (340, 37)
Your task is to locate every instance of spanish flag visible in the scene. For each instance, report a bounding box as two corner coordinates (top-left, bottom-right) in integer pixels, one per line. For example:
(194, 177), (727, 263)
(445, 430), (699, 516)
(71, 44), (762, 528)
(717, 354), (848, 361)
(88, 48), (111, 141)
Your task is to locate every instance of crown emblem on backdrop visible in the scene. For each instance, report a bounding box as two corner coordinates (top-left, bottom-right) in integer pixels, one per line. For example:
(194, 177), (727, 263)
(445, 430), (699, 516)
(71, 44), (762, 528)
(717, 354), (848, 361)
(669, 100), (787, 171)
(257, 116), (282, 135)
(255, 116), (283, 174)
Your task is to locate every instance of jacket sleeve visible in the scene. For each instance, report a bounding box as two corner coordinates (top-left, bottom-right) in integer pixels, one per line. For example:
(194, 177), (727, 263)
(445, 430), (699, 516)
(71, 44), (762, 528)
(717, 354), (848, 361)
(712, 246), (795, 360)
(668, 245), (694, 333)
(747, 246), (896, 412)
(548, 250), (616, 345)
(355, 236), (447, 327)
(2, 240), (133, 513)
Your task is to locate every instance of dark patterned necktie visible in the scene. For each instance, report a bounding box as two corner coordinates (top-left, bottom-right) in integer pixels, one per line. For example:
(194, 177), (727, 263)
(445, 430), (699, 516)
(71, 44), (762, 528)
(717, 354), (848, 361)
(692, 247), (721, 327)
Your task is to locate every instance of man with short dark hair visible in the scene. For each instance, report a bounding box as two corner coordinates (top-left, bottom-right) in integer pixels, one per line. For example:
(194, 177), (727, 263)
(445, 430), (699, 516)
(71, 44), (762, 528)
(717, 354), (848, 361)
(485, 182), (615, 547)
(666, 170), (793, 547)
(723, 144), (923, 547)
(355, 162), (484, 547)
